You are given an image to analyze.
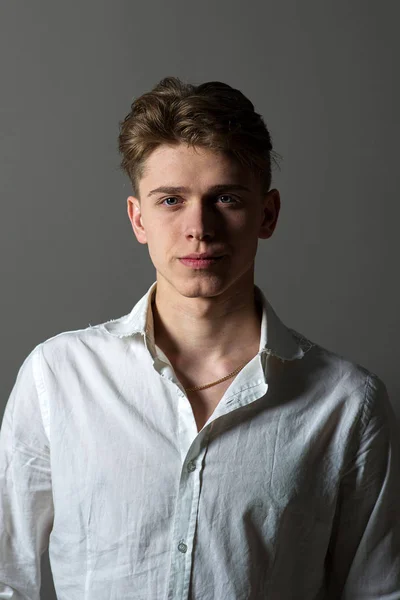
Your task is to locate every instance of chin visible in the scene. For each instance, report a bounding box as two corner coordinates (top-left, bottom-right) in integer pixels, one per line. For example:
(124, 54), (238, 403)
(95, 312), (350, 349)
(177, 277), (233, 298)
(159, 273), (217, 294)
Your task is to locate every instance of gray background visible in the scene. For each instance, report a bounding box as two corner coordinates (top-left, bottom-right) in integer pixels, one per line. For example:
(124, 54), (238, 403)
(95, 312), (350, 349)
(1, 2), (399, 598)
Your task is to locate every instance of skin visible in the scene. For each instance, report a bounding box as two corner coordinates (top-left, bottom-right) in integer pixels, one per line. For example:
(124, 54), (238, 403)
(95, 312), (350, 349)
(127, 142), (280, 382)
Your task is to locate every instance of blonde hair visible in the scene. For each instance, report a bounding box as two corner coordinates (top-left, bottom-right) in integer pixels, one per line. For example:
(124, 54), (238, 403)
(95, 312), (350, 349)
(118, 76), (280, 199)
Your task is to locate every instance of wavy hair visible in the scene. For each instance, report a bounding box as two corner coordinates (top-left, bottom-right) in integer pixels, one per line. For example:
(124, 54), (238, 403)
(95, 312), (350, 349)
(118, 76), (280, 199)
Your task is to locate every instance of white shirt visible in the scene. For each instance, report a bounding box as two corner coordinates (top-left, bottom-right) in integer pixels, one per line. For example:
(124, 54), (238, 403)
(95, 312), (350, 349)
(1, 280), (400, 599)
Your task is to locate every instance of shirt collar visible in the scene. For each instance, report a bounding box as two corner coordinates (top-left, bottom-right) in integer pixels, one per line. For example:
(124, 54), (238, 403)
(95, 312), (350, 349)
(101, 281), (310, 362)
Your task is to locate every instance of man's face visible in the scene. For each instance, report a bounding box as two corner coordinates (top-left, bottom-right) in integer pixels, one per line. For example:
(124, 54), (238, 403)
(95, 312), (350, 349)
(127, 142), (280, 299)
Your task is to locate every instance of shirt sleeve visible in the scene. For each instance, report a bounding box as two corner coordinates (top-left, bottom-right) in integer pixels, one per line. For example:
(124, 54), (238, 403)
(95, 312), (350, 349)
(0, 344), (54, 600)
(326, 373), (400, 599)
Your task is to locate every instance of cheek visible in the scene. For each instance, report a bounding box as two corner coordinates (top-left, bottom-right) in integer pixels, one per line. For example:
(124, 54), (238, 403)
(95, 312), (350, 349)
(228, 211), (258, 234)
(226, 216), (259, 240)
(146, 229), (174, 257)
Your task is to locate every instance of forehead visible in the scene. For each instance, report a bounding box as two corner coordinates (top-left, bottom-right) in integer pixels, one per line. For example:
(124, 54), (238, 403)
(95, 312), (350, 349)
(140, 143), (255, 190)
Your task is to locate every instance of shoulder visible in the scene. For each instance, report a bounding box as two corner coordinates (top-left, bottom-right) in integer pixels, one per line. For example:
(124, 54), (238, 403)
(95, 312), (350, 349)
(35, 310), (133, 367)
(288, 327), (388, 414)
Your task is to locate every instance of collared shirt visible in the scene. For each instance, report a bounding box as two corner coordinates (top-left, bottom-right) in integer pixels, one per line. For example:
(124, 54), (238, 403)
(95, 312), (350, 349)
(1, 280), (400, 600)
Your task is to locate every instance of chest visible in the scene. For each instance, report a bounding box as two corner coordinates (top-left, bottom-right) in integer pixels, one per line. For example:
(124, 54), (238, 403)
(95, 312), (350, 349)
(185, 381), (233, 432)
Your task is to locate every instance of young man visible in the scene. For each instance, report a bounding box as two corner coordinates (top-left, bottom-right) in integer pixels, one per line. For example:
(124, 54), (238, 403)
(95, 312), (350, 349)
(1, 77), (399, 599)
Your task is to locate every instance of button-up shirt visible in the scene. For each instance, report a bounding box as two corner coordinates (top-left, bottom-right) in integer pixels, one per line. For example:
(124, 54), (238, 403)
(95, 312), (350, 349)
(1, 281), (400, 599)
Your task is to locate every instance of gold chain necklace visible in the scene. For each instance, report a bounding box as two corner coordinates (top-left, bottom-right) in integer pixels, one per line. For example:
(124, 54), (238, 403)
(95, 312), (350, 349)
(184, 359), (249, 392)
(151, 295), (249, 393)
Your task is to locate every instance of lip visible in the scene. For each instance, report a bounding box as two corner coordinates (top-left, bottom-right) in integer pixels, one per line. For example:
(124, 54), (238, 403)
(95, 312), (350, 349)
(181, 253), (224, 259)
(179, 256), (225, 269)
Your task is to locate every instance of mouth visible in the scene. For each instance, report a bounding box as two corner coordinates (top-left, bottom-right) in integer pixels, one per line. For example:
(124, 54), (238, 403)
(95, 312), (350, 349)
(179, 256), (225, 268)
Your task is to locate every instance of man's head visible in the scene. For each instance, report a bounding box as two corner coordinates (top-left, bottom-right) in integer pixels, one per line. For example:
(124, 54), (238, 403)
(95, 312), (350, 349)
(119, 76), (281, 300)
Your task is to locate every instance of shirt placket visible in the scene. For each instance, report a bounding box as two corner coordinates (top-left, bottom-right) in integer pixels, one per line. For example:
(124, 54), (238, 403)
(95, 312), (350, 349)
(157, 350), (268, 600)
(166, 418), (213, 600)
(154, 355), (209, 600)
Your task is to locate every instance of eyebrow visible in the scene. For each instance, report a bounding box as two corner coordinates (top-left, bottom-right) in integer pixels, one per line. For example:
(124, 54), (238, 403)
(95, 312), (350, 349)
(147, 184), (252, 198)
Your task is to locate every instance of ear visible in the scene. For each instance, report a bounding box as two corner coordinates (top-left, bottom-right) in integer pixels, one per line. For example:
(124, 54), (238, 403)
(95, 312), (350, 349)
(258, 189), (281, 240)
(127, 196), (147, 244)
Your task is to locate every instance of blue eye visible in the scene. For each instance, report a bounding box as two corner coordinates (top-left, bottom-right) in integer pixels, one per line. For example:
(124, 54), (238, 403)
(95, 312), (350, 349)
(161, 195), (237, 206)
(218, 195), (235, 203)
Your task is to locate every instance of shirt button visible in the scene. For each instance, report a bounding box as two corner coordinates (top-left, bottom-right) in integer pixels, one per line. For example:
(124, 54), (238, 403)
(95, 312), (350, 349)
(178, 541), (188, 553)
(187, 460), (196, 472)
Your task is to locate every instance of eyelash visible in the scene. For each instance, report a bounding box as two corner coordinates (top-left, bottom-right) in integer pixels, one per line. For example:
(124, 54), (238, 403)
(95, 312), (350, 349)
(159, 195), (239, 207)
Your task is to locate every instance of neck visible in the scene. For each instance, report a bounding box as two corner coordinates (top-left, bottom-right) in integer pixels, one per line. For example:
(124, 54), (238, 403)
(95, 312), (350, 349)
(151, 275), (263, 365)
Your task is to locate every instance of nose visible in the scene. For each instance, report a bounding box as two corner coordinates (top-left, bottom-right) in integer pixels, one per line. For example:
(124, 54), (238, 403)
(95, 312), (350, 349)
(185, 202), (217, 240)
